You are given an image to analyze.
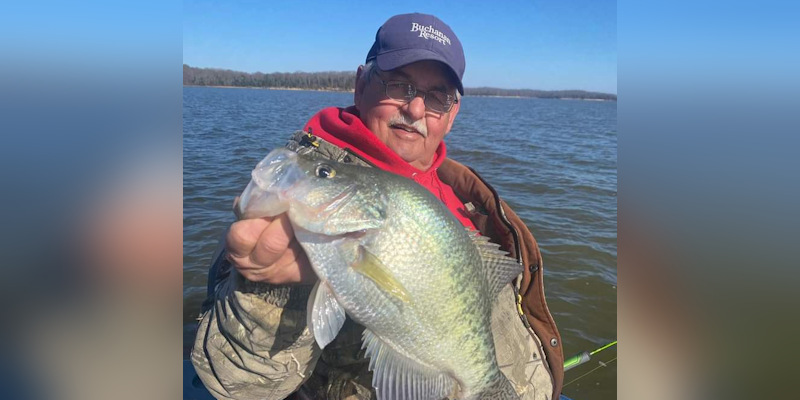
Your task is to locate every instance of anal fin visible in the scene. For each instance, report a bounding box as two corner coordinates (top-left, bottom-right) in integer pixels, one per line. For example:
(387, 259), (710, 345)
(361, 329), (456, 400)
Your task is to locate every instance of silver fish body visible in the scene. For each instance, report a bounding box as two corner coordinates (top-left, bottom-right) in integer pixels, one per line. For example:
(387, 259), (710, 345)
(238, 149), (522, 400)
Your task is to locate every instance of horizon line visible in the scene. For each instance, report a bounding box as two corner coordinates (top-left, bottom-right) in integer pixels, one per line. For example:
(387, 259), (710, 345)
(183, 64), (617, 96)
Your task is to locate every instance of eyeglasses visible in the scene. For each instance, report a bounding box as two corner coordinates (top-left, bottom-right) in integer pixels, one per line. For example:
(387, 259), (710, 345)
(378, 79), (458, 113)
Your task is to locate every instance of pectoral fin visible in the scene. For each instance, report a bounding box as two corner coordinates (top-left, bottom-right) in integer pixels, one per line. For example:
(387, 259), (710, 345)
(353, 246), (410, 304)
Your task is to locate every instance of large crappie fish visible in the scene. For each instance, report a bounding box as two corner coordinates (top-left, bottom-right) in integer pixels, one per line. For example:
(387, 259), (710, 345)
(237, 148), (522, 400)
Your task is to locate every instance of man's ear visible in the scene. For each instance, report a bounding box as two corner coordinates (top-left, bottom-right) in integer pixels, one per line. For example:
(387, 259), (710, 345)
(444, 97), (461, 135)
(354, 65), (366, 110)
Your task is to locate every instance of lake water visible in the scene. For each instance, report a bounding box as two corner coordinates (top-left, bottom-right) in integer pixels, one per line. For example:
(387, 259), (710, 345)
(183, 86), (617, 400)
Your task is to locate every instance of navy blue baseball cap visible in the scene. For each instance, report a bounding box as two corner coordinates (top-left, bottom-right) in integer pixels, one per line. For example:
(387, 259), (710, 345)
(366, 13), (465, 95)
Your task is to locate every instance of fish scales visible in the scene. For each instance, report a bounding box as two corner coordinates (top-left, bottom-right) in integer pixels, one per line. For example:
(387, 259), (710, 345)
(238, 149), (519, 399)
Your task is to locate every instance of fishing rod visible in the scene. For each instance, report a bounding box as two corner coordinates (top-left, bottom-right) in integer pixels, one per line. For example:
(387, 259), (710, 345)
(563, 340), (617, 372)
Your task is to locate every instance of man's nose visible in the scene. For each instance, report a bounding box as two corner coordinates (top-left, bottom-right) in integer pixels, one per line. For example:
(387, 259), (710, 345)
(403, 95), (427, 120)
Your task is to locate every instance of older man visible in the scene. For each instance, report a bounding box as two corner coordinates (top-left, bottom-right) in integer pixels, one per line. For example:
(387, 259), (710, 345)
(192, 13), (563, 400)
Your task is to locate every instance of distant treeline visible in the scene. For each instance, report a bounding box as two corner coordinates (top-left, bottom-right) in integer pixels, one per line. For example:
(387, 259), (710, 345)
(465, 87), (616, 101)
(183, 65), (616, 100)
(183, 64), (355, 91)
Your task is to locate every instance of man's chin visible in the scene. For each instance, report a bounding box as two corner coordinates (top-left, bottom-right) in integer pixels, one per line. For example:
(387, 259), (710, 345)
(392, 147), (434, 170)
(390, 127), (425, 141)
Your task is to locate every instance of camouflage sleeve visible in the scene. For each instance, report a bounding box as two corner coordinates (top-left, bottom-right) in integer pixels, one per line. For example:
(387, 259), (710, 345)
(191, 256), (321, 400)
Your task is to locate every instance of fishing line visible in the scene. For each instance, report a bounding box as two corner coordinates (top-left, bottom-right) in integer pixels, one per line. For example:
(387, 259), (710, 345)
(563, 356), (617, 388)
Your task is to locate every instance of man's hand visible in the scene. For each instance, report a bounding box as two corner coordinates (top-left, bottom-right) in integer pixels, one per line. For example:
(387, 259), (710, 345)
(225, 213), (316, 284)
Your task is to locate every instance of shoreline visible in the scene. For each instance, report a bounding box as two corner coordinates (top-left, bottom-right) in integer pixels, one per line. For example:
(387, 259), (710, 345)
(183, 85), (616, 101)
(467, 94), (615, 101)
(183, 85), (354, 93)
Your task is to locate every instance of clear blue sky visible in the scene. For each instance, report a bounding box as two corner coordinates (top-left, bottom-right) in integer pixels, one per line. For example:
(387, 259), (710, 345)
(184, 1), (616, 94)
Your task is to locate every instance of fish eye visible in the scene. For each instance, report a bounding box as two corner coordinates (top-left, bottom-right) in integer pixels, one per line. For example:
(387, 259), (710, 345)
(315, 164), (336, 178)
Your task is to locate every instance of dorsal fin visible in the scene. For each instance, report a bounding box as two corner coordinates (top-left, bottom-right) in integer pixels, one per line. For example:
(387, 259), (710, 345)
(361, 329), (456, 400)
(468, 229), (524, 300)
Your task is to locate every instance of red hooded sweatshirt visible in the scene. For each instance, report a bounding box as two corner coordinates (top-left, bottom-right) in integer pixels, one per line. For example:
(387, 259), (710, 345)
(303, 106), (476, 230)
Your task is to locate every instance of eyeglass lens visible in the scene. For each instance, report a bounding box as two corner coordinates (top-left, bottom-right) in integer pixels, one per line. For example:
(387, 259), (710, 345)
(384, 82), (453, 112)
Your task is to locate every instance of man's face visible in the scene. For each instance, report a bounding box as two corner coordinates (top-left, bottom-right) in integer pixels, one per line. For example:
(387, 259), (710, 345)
(354, 60), (460, 171)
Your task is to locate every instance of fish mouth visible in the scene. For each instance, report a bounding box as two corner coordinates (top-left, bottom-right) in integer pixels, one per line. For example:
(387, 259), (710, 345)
(253, 150), (304, 191)
(390, 123), (427, 138)
(237, 149), (302, 219)
(296, 225), (370, 240)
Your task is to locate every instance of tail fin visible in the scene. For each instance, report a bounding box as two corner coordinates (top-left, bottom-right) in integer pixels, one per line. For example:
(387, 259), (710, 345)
(477, 376), (519, 400)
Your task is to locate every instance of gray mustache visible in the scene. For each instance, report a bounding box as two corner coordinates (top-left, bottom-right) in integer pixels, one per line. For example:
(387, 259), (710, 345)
(388, 114), (428, 138)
